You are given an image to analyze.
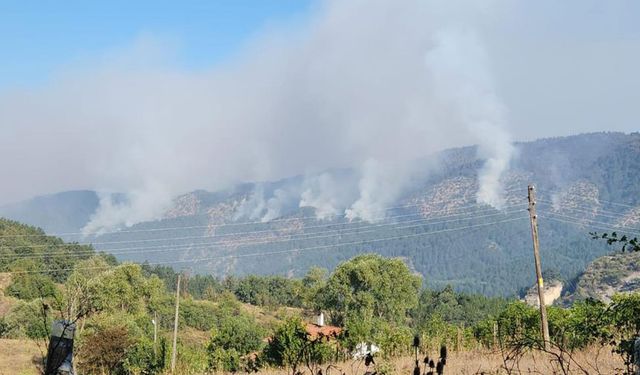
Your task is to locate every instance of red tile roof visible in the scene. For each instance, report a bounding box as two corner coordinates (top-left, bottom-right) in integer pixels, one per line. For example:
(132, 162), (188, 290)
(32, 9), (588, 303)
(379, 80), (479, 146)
(305, 323), (342, 341)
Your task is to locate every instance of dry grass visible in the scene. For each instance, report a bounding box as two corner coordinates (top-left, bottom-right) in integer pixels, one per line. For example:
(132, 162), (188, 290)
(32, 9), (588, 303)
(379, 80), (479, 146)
(0, 273), (11, 292)
(0, 339), (41, 375)
(241, 303), (302, 330)
(254, 347), (624, 375)
(0, 339), (626, 375)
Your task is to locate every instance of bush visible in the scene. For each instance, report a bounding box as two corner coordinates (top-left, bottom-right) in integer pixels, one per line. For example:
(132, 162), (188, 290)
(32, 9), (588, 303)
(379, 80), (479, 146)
(208, 347), (241, 373)
(4, 299), (50, 338)
(6, 274), (58, 301)
(263, 316), (335, 375)
(180, 299), (218, 331)
(78, 313), (164, 375)
(263, 317), (308, 374)
(78, 325), (133, 374)
(209, 314), (265, 355)
(0, 316), (10, 338)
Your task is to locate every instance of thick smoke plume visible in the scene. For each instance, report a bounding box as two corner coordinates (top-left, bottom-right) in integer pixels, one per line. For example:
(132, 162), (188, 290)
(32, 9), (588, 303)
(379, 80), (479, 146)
(1, 0), (522, 232)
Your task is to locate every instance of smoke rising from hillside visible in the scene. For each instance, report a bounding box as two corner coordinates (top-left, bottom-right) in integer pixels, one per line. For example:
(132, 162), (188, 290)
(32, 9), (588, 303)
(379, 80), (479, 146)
(7, 0), (636, 232)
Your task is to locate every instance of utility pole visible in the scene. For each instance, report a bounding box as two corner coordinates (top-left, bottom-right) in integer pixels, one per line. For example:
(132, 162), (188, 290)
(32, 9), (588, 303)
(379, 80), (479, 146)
(171, 274), (181, 373)
(527, 185), (550, 350)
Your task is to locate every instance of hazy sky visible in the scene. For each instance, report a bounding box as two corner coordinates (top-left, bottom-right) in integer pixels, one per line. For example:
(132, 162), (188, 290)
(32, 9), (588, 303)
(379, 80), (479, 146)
(1, 0), (639, 217)
(0, 0), (313, 87)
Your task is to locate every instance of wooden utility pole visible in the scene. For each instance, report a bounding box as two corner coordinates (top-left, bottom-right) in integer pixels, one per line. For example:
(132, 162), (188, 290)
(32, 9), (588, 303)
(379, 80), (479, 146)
(527, 185), (550, 349)
(171, 274), (181, 373)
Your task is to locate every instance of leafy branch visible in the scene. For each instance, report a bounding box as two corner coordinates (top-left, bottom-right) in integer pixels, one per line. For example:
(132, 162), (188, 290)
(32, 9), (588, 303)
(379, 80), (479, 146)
(590, 231), (640, 252)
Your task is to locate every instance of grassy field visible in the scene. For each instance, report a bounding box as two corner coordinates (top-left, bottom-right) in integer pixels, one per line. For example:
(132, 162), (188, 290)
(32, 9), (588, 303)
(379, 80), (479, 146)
(0, 339), (41, 375)
(0, 340), (624, 375)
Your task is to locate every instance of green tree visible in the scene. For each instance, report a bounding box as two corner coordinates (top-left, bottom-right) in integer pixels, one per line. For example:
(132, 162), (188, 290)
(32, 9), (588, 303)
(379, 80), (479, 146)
(318, 254), (421, 325)
(263, 317), (308, 375)
(607, 293), (640, 373)
(6, 273), (57, 301)
(301, 266), (328, 309)
(209, 314), (265, 355)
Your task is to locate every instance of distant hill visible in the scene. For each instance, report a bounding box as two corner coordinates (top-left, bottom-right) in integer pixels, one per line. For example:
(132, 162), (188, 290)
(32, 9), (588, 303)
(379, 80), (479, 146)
(2, 132), (640, 297)
(0, 190), (99, 239)
(0, 218), (98, 281)
(570, 251), (640, 303)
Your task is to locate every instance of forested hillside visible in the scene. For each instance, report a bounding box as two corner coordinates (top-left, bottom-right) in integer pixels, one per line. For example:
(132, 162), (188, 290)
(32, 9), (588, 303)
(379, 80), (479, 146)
(2, 220), (640, 374)
(3, 132), (640, 297)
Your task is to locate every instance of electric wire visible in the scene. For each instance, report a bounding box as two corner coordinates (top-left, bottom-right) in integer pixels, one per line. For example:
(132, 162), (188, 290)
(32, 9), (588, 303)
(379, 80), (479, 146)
(0, 188), (528, 238)
(4, 216), (528, 275)
(0, 208), (528, 260)
(0, 201), (526, 250)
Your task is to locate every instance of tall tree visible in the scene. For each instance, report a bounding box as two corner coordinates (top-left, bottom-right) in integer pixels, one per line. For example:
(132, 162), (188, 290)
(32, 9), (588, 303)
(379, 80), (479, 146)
(318, 254), (421, 326)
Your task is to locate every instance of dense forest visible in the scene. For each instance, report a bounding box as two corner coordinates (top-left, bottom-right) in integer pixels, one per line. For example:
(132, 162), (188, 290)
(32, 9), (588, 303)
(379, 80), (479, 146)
(2, 218), (640, 374)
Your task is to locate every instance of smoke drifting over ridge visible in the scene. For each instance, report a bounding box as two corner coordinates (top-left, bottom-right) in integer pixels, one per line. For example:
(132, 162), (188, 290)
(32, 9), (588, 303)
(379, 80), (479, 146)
(0, 0), (584, 232)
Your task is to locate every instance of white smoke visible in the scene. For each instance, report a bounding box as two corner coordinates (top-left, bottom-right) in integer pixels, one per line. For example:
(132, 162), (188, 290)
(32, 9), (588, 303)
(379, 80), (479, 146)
(82, 182), (173, 236)
(234, 183), (304, 223)
(0, 0), (527, 232)
(345, 159), (414, 222)
(424, 29), (514, 208)
(299, 172), (358, 220)
(233, 186), (269, 222)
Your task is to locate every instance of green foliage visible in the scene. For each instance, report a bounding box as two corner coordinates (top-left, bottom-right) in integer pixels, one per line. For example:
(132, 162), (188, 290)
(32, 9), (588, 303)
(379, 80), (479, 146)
(262, 316), (336, 374)
(91, 264), (144, 313)
(607, 293), (640, 372)
(180, 344), (211, 374)
(208, 347), (241, 373)
(233, 275), (303, 308)
(208, 314), (265, 355)
(494, 301), (541, 343)
(123, 336), (166, 375)
(0, 218), (96, 282)
(318, 253), (421, 326)
(0, 316), (9, 338)
(301, 266), (328, 309)
(180, 299), (218, 331)
(79, 313), (166, 375)
(4, 299), (50, 338)
(263, 317), (310, 374)
(373, 321), (412, 357)
(590, 231), (640, 253)
(417, 314), (473, 351)
(413, 286), (508, 327)
(6, 273), (58, 301)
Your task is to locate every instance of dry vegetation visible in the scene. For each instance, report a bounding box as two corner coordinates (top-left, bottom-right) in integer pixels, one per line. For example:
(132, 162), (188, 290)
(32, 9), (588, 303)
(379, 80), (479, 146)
(0, 341), (624, 375)
(0, 339), (40, 375)
(253, 349), (623, 375)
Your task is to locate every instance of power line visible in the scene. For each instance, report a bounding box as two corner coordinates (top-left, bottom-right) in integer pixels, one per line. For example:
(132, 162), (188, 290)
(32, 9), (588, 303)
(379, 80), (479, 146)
(536, 198), (635, 217)
(0, 209), (528, 261)
(539, 190), (639, 209)
(539, 214), (640, 237)
(536, 200), (638, 221)
(5, 216), (528, 275)
(0, 188), (528, 239)
(540, 211), (640, 232)
(0, 202), (526, 250)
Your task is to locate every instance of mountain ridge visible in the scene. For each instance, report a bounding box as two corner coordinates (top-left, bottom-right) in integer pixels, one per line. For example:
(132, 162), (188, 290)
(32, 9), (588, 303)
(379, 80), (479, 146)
(2, 132), (639, 297)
